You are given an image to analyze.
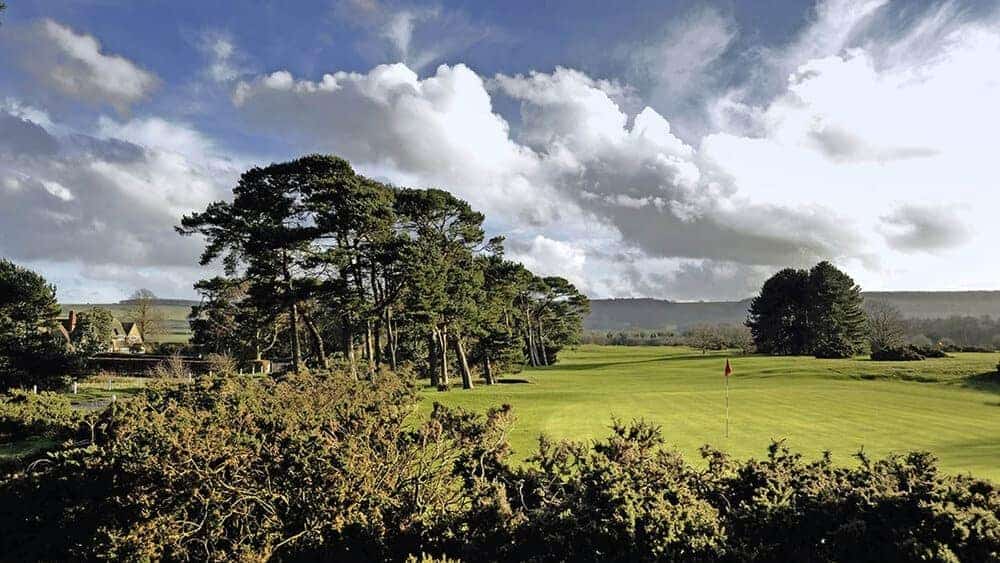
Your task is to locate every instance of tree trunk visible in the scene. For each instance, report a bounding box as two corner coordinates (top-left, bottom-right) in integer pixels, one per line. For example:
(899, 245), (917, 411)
(453, 334), (474, 389)
(483, 356), (495, 385)
(386, 307), (398, 371)
(428, 330), (440, 388)
(302, 312), (327, 368)
(343, 319), (357, 380)
(365, 320), (375, 373)
(438, 325), (449, 388)
(526, 324), (538, 367)
(537, 317), (549, 366)
(373, 318), (382, 369)
(283, 252), (303, 371)
(523, 306), (538, 367)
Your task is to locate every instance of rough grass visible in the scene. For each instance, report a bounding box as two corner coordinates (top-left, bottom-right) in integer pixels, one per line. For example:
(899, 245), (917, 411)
(420, 345), (1000, 481)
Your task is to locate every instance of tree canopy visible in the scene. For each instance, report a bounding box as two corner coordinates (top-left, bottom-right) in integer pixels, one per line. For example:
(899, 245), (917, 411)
(0, 260), (71, 390)
(747, 261), (866, 358)
(180, 155), (588, 386)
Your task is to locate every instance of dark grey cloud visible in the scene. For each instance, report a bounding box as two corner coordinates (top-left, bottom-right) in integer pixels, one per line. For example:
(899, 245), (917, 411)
(879, 204), (970, 253)
(612, 260), (767, 302)
(0, 110), (235, 273)
(548, 145), (861, 266)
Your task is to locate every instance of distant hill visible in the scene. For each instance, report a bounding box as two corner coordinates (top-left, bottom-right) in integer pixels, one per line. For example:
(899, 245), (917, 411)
(586, 291), (1000, 331)
(116, 298), (200, 307)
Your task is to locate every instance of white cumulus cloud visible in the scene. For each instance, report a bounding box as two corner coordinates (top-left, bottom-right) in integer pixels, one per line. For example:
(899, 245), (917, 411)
(20, 19), (160, 112)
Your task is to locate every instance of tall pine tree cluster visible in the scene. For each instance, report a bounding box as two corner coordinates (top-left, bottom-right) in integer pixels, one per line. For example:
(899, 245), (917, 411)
(746, 261), (866, 358)
(179, 155), (588, 388)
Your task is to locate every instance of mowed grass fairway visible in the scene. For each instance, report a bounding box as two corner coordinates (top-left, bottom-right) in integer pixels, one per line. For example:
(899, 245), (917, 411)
(420, 345), (1000, 481)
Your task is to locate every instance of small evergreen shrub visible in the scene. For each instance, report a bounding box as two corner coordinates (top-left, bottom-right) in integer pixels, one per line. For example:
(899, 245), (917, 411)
(871, 346), (926, 361)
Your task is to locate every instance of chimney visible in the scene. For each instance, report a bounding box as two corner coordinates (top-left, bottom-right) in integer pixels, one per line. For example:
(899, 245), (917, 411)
(68, 310), (77, 333)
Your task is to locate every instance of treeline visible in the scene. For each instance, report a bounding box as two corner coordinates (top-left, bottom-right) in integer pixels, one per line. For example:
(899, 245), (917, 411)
(902, 316), (1000, 350)
(583, 324), (754, 353)
(2, 367), (997, 561)
(179, 155), (588, 388)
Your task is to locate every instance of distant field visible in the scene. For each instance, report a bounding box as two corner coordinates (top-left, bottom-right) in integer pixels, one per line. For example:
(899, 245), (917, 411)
(60, 303), (192, 344)
(420, 345), (1000, 481)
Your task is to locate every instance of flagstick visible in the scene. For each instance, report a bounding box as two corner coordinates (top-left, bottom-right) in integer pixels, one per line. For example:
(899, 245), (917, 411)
(725, 372), (730, 439)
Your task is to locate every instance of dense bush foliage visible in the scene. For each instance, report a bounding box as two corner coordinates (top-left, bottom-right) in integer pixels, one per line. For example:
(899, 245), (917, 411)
(1, 368), (998, 561)
(871, 345), (932, 361)
(0, 389), (81, 442)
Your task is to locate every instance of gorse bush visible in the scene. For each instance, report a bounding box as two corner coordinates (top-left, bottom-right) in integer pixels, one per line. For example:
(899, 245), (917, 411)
(871, 345), (929, 361)
(0, 389), (81, 442)
(1, 367), (998, 562)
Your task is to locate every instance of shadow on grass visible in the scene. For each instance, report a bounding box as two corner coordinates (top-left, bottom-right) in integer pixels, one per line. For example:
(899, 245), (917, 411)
(496, 379), (531, 384)
(855, 372), (939, 383)
(961, 371), (1000, 394)
(551, 352), (731, 373)
(0, 436), (60, 472)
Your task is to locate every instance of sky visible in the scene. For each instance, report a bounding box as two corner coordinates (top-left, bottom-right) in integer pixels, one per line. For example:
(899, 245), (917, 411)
(0, 0), (998, 303)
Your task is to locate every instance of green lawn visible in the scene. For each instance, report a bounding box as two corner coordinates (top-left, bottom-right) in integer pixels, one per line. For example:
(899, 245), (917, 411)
(419, 345), (1000, 481)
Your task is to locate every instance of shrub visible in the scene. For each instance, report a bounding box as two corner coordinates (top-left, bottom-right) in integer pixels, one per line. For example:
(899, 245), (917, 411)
(0, 390), (81, 441)
(0, 368), (511, 561)
(912, 345), (949, 358)
(148, 354), (190, 380)
(510, 420), (725, 561)
(871, 344), (953, 361)
(2, 371), (998, 562)
(871, 346), (926, 361)
(205, 353), (238, 376)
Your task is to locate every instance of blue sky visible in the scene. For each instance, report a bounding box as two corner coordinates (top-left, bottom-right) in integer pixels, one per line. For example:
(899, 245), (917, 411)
(1, 0), (998, 302)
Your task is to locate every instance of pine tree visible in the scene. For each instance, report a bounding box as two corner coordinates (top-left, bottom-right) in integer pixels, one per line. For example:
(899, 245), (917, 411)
(0, 259), (69, 389)
(807, 261), (867, 358)
(746, 268), (811, 355)
(747, 262), (866, 358)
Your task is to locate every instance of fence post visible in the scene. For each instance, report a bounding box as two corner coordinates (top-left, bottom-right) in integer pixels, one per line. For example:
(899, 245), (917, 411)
(73, 381), (78, 394)
(32, 385), (37, 394)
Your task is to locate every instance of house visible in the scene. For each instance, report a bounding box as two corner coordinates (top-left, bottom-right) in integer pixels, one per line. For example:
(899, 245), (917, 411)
(113, 321), (144, 353)
(55, 310), (144, 354)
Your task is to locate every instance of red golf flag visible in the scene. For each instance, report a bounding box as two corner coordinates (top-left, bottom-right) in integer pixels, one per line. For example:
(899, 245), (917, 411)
(724, 359), (733, 377)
